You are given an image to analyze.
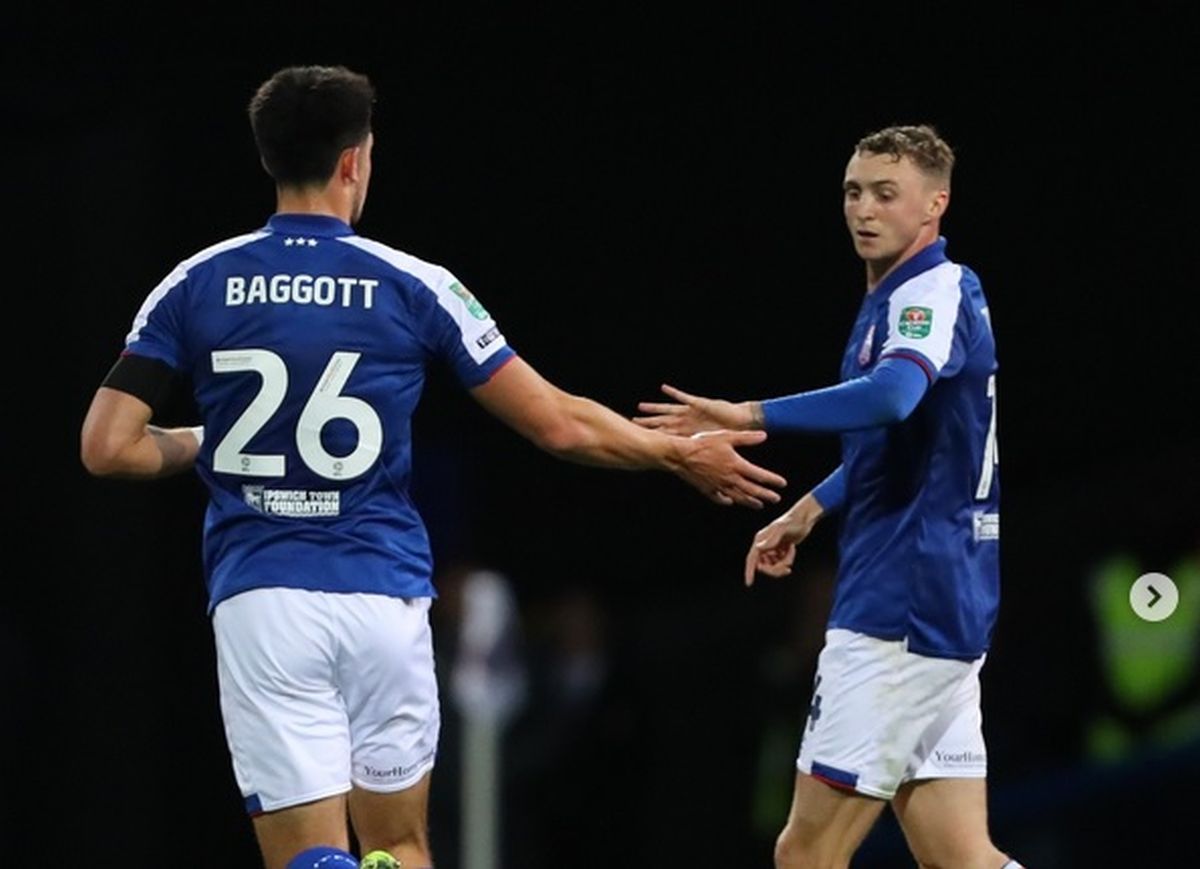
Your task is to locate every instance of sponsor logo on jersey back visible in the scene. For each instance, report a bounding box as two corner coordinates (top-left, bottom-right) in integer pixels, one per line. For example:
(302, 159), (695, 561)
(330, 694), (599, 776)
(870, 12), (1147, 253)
(242, 486), (342, 517)
(973, 511), (999, 541)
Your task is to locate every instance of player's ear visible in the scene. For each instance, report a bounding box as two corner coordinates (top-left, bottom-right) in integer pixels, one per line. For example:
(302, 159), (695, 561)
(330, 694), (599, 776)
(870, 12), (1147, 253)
(926, 187), (949, 222)
(338, 145), (361, 184)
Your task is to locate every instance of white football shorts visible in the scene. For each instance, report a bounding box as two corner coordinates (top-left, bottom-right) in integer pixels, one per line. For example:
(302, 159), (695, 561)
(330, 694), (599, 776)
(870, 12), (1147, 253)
(212, 588), (439, 814)
(796, 628), (987, 800)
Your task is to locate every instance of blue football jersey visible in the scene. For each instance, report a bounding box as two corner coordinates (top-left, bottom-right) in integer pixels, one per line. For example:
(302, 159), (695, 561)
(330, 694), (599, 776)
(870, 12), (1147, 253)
(831, 238), (1000, 660)
(123, 213), (515, 612)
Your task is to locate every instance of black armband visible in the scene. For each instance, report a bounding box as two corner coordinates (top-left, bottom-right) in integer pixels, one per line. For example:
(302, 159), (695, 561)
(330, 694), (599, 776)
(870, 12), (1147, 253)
(101, 353), (178, 413)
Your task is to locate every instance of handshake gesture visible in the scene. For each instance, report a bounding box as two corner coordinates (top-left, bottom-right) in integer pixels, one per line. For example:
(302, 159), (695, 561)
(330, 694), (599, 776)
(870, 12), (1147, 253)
(633, 383), (822, 586)
(632, 383), (775, 508)
(666, 428), (783, 509)
(634, 384), (762, 437)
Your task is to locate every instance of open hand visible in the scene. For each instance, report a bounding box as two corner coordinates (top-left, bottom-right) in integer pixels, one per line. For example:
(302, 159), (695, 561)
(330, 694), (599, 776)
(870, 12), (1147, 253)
(675, 429), (786, 509)
(635, 384), (758, 436)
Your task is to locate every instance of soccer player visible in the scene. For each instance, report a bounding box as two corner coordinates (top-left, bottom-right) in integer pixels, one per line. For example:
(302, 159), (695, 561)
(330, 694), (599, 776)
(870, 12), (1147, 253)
(79, 65), (786, 869)
(634, 126), (1024, 868)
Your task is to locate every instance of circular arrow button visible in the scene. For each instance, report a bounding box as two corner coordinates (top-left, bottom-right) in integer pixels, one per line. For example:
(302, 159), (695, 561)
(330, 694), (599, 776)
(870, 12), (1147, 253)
(1129, 573), (1179, 622)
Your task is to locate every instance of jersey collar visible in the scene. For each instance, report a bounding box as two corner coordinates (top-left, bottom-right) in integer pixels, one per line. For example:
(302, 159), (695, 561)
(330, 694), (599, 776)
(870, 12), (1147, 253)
(871, 236), (949, 298)
(265, 213), (356, 238)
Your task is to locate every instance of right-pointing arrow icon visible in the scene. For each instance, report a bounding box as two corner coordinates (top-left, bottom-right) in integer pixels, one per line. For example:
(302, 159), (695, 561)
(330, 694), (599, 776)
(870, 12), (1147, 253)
(1130, 573), (1179, 622)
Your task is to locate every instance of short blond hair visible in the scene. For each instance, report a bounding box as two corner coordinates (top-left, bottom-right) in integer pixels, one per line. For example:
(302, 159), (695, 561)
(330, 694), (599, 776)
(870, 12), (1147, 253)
(856, 124), (955, 185)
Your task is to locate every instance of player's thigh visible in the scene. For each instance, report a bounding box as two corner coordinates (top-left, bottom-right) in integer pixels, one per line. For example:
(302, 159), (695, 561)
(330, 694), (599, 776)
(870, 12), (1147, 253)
(336, 595), (438, 863)
(777, 771), (886, 867)
(797, 629), (972, 800)
(252, 793), (350, 869)
(891, 778), (1003, 869)
(213, 588), (354, 814)
(337, 595), (439, 794)
(349, 771), (432, 859)
(900, 651), (988, 786)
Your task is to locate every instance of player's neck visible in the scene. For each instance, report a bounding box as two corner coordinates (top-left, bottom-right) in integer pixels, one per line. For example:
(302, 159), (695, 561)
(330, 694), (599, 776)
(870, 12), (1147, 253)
(274, 186), (354, 225)
(864, 226), (940, 293)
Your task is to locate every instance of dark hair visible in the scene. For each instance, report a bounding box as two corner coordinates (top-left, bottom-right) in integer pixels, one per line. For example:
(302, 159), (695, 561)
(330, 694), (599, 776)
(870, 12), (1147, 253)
(248, 65), (375, 187)
(855, 124), (955, 185)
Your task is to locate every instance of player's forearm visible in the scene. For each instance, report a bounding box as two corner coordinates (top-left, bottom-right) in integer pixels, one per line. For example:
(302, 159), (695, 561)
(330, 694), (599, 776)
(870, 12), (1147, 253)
(83, 425), (202, 479)
(782, 490), (827, 532)
(774, 468), (843, 535)
(539, 393), (682, 471)
(759, 357), (928, 433)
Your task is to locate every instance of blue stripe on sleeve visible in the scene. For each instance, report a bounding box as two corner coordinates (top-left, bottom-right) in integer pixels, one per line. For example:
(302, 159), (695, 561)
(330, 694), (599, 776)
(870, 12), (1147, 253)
(760, 356), (929, 433)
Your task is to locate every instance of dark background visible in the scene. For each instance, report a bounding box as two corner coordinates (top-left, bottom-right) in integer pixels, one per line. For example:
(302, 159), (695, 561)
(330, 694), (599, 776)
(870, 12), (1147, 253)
(7, 5), (1198, 866)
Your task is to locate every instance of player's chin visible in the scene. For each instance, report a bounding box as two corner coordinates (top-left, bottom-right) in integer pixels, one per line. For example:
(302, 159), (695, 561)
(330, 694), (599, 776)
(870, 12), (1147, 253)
(856, 238), (898, 261)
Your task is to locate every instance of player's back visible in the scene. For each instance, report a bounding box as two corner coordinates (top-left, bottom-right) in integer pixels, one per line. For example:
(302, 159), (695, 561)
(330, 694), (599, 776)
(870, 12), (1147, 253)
(124, 213), (514, 610)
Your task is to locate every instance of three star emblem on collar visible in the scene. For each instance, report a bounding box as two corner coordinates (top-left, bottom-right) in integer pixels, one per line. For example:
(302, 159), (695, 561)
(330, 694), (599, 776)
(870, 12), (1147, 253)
(283, 237), (318, 247)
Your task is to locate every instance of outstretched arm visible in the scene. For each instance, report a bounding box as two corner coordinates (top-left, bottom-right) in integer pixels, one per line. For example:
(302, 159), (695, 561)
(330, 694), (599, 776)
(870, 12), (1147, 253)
(743, 465), (844, 586)
(81, 387), (202, 479)
(635, 356), (929, 436)
(470, 356), (787, 508)
(635, 384), (761, 434)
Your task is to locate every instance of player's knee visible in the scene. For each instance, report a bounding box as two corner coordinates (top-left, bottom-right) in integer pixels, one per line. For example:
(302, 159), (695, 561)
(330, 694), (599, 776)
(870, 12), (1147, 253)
(774, 828), (848, 869)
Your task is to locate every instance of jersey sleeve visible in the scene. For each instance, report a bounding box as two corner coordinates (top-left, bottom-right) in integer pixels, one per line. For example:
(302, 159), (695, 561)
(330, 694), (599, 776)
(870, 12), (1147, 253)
(761, 355), (928, 433)
(878, 266), (966, 382)
(812, 464), (846, 513)
(123, 263), (191, 371)
(420, 268), (515, 387)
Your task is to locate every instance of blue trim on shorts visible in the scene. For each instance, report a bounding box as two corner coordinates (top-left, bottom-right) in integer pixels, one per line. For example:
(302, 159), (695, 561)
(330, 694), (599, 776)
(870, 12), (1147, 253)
(811, 761), (860, 789)
(245, 792), (263, 815)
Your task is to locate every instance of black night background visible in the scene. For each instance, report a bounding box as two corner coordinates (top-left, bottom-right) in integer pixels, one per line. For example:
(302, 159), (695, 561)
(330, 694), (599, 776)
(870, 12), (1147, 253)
(7, 6), (1198, 866)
